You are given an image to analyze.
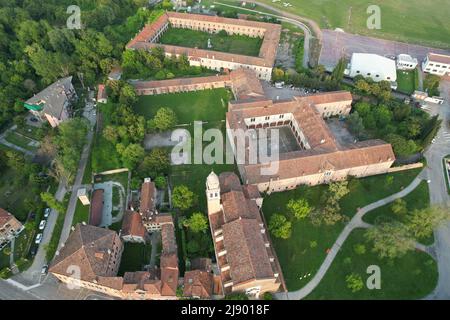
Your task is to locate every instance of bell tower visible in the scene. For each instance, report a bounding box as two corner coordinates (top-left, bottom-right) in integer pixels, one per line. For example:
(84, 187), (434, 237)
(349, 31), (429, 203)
(206, 171), (221, 215)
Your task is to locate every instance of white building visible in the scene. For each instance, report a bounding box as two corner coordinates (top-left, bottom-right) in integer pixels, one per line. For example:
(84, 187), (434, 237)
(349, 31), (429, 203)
(77, 188), (90, 206)
(422, 53), (450, 76)
(345, 53), (397, 87)
(397, 54), (418, 70)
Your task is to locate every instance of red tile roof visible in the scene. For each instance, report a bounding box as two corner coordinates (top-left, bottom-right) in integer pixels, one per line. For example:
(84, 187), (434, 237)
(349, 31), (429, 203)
(89, 189), (104, 226)
(183, 270), (214, 299)
(121, 211), (146, 239)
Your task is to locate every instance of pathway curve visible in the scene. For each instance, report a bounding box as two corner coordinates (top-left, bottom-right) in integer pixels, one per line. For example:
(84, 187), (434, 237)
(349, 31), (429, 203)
(275, 175), (424, 300)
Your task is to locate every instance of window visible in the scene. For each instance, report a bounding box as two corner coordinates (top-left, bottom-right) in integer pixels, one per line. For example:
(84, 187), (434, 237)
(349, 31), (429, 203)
(265, 116), (270, 120)
(279, 114), (284, 119)
(367, 73), (371, 76)
(356, 70), (360, 74)
(250, 118), (255, 122)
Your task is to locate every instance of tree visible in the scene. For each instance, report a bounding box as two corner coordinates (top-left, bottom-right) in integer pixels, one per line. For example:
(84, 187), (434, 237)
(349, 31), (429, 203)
(331, 58), (346, 81)
(119, 83), (138, 105)
(385, 134), (418, 157)
(345, 273), (364, 293)
(138, 148), (170, 177)
(183, 212), (208, 233)
(117, 143), (145, 169)
(407, 206), (450, 240)
(103, 125), (119, 144)
(391, 198), (407, 216)
(268, 214), (292, 239)
(5, 151), (25, 171)
(347, 112), (365, 138)
(287, 198), (312, 220)
(151, 107), (177, 132)
(365, 222), (416, 259)
(154, 176), (167, 189)
(272, 68), (285, 82)
(40, 192), (65, 213)
(172, 185), (196, 212)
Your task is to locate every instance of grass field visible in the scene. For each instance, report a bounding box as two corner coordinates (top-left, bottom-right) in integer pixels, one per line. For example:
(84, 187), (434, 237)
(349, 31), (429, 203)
(306, 228), (437, 299)
(159, 27), (263, 56)
(262, 169), (421, 290)
(118, 242), (152, 276)
(396, 69), (418, 95)
(254, 0), (450, 48)
(363, 180), (433, 245)
(134, 88), (230, 124)
(72, 201), (90, 227)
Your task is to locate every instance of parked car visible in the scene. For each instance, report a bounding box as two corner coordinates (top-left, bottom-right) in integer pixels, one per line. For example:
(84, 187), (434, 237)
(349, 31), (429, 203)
(41, 265), (49, 275)
(44, 208), (51, 218)
(39, 220), (46, 230)
(35, 233), (43, 244)
(30, 247), (37, 257)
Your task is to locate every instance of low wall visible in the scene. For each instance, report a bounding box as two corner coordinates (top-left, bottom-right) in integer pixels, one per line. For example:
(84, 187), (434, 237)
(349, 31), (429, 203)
(387, 162), (423, 173)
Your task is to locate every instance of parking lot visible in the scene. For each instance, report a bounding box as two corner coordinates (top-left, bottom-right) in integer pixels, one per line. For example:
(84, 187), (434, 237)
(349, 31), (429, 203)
(319, 29), (450, 71)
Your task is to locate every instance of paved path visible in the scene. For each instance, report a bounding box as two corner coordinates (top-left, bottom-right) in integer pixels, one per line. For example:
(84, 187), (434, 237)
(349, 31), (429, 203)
(423, 80), (450, 299)
(19, 180), (67, 283)
(276, 176), (424, 300)
(57, 129), (94, 249)
(214, 1), (318, 68)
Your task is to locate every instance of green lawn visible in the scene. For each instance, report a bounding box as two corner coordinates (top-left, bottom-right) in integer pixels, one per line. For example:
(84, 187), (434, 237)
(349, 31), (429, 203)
(118, 242), (152, 276)
(72, 200), (90, 226)
(45, 193), (69, 262)
(159, 27), (263, 56)
(15, 125), (43, 141)
(306, 228), (438, 299)
(4, 131), (38, 151)
(134, 88), (230, 124)
(363, 180), (433, 245)
(262, 169), (422, 290)
(0, 249), (9, 270)
(396, 69), (418, 95)
(254, 0), (450, 48)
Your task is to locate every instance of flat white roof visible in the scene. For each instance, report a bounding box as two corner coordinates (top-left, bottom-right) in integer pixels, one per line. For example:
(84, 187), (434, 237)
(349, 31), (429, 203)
(350, 53), (397, 81)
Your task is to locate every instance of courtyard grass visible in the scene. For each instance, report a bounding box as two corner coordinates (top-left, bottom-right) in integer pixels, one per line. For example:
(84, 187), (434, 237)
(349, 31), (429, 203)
(134, 88), (230, 124)
(159, 27), (263, 57)
(305, 228), (438, 299)
(396, 69), (418, 95)
(118, 242), (152, 276)
(363, 180), (433, 245)
(262, 168), (422, 290)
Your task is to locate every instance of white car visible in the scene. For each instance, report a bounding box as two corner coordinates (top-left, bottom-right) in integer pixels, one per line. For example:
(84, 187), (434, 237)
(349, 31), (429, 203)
(39, 220), (46, 230)
(44, 208), (51, 218)
(35, 233), (43, 244)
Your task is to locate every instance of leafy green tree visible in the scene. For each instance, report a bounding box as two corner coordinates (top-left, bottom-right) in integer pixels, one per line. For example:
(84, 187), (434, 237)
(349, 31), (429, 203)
(345, 273), (364, 293)
(385, 134), (418, 157)
(365, 222), (415, 259)
(268, 214), (292, 239)
(183, 212), (209, 233)
(287, 198), (312, 220)
(150, 107), (178, 132)
(272, 68), (285, 82)
(407, 206), (450, 240)
(391, 198), (407, 216)
(119, 83), (137, 105)
(117, 143), (145, 169)
(172, 185), (196, 212)
(103, 125), (119, 144)
(138, 148), (170, 177)
(40, 192), (65, 213)
(154, 176), (167, 189)
(5, 151), (25, 171)
(347, 112), (365, 138)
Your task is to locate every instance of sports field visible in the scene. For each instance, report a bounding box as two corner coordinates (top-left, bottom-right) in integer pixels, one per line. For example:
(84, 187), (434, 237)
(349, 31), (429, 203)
(256, 0), (450, 49)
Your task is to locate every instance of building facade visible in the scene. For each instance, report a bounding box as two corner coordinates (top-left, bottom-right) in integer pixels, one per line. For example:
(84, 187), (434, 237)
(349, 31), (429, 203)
(396, 54), (418, 70)
(422, 53), (450, 76)
(345, 53), (397, 88)
(126, 12), (281, 81)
